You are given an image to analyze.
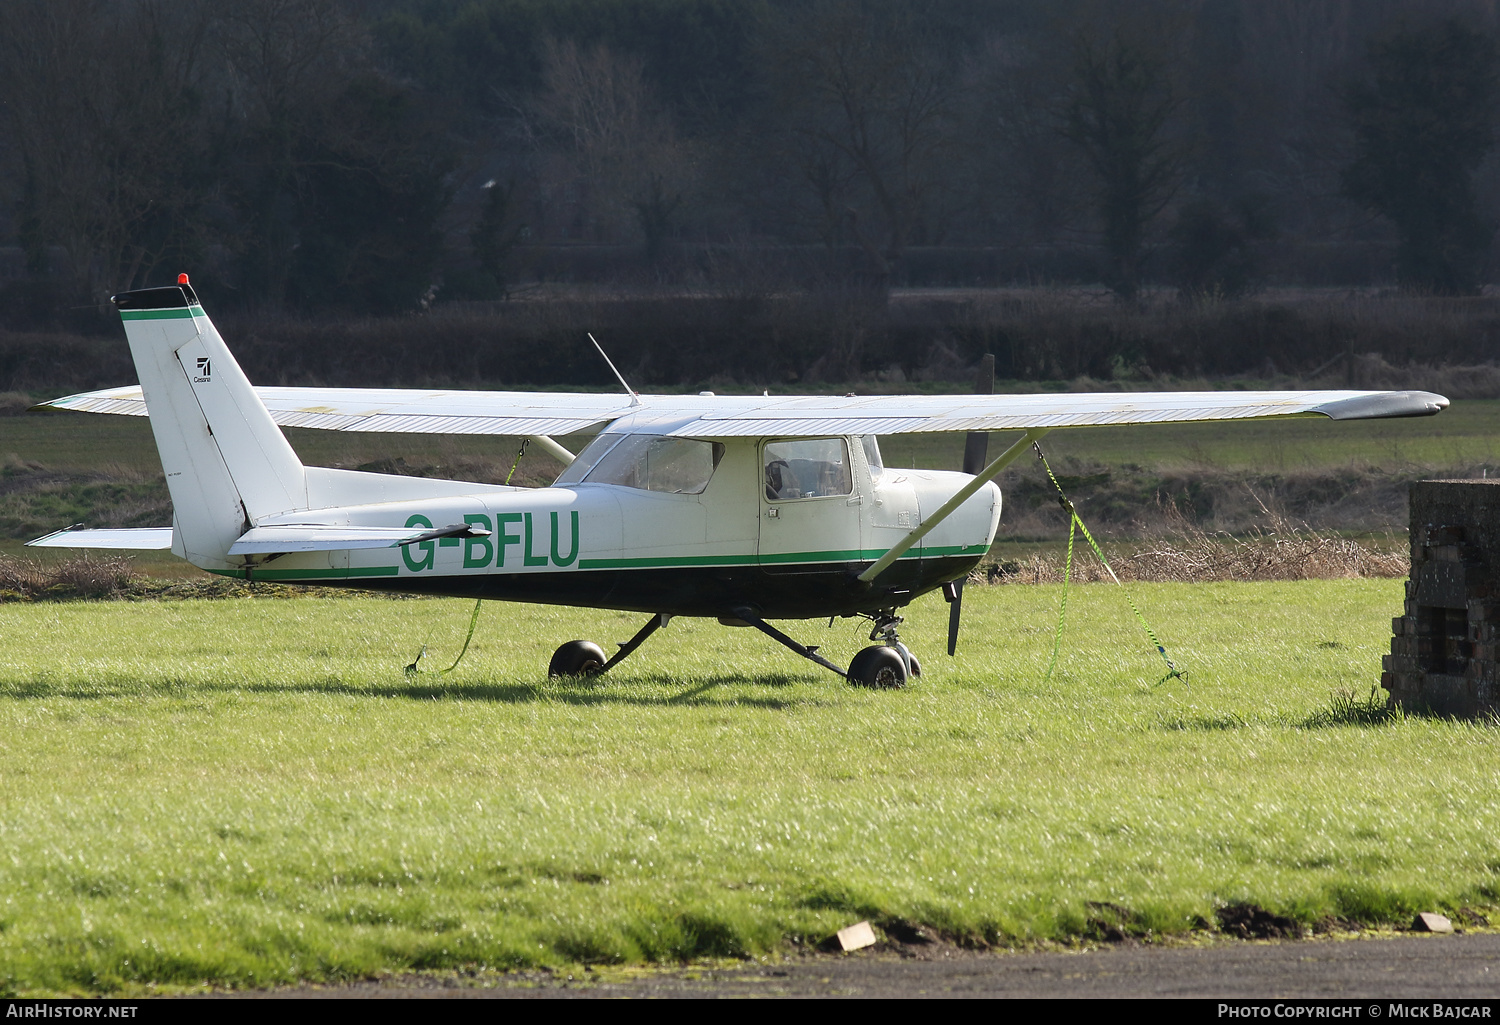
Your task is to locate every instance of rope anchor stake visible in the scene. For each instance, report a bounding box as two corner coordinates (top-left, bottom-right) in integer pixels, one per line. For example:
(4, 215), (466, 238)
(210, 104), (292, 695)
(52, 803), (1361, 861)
(406, 598), (483, 676)
(1034, 442), (1186, 688)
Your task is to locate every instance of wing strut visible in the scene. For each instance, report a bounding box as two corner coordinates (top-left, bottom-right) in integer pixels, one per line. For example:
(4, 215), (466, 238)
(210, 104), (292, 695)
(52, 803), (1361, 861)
(857, 426), (1051, 585)
(527, 434), (575, 466)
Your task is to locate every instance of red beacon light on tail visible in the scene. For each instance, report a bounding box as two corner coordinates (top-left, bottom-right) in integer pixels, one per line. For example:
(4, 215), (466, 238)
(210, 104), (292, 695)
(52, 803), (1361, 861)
(177, 273), (190, 285)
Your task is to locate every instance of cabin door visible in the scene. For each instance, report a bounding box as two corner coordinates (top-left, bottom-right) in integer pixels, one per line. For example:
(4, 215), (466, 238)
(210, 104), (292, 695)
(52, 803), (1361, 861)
(758, 437), (865, 573)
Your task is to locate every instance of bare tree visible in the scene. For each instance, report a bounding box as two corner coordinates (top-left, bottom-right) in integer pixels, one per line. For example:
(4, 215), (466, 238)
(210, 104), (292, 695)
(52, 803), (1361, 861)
(0, 0), (215, 297)
(1342, 17), (1500, 294)
(761, 0), (962, 290)
(1060, 29), (1186, 300)
(216, 0), (368, 308)
(974, 30), (1088, 248)
(532, 38), (694, 265)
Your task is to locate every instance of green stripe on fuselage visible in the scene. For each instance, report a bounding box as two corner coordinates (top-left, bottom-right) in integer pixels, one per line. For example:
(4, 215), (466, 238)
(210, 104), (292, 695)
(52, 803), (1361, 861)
(212, 565), (400, 581)
(579, 543), (985, 570)
(119, 307), (203, 321)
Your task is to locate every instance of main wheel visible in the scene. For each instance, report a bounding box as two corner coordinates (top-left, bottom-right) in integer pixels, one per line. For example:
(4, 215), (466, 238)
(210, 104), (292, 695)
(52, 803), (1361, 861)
(847, 645), (908, 689)
(548, 640), (607, 678)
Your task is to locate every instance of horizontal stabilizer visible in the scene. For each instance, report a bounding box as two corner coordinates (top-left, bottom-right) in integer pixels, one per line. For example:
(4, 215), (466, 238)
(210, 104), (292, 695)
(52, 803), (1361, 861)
(27, 526), (173, 550)
(227, 522), (485, 555)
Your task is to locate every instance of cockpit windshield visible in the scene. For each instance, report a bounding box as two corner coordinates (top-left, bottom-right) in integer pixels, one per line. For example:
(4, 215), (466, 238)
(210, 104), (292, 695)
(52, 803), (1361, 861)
(861, 435), (883, 479)
(554, 434), (724, 494)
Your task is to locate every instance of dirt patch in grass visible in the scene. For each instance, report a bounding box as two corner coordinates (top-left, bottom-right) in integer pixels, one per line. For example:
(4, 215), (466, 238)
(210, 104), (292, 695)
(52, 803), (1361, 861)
(1216, 904), (1307, 940)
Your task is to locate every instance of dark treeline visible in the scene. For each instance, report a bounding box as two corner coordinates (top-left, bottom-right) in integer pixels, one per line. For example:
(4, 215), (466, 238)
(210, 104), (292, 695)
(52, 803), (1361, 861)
(4, 0), (1500, 387)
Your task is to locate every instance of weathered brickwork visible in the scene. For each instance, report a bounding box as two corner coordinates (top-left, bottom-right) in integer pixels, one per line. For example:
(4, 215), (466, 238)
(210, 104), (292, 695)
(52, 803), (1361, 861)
(1383, 479), (1500, 717)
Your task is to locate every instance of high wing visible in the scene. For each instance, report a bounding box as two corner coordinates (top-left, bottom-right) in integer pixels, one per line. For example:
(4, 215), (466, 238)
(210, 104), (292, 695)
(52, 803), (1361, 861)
(36, 385), (1448, 436)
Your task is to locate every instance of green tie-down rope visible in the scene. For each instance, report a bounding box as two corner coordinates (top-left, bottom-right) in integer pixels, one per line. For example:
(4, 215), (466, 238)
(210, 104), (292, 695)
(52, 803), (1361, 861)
(402, 441), (531, 676)
(1034, 443), (1186, 688)
(405, 598), (483, 677)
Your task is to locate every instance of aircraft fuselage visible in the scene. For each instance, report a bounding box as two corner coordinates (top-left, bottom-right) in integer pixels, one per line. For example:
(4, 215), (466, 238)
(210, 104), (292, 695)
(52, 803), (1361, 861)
(218, 435), (1000, 620)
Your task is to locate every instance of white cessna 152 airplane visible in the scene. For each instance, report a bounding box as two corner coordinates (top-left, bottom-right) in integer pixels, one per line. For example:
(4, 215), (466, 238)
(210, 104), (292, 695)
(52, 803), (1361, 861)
(29, 279), (1448, 688)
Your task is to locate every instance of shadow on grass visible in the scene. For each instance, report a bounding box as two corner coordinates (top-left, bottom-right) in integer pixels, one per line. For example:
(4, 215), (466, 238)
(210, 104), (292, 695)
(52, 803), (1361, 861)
(1154, 711), (1250, 732)
(1296, 687), (1403, 729)
(0, 672), (827, 710)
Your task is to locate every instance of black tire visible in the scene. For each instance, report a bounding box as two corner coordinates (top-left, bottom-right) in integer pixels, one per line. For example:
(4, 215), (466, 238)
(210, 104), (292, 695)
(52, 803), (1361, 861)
(847, 645), (908, 689)
(548, 640), (607, 678)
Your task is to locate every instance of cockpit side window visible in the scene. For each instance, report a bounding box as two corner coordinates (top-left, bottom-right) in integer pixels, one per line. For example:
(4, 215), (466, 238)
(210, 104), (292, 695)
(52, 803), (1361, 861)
(764, 438), (852, 501)
(558, 434), (724, 494)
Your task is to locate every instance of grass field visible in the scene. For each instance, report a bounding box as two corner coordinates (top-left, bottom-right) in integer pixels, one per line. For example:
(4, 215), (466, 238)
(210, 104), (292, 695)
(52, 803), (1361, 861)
(2, 581), (1497, 995)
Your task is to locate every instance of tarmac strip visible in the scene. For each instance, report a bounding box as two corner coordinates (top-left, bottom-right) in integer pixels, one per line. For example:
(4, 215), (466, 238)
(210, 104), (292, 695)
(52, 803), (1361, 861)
(233, 932), (1500, 999)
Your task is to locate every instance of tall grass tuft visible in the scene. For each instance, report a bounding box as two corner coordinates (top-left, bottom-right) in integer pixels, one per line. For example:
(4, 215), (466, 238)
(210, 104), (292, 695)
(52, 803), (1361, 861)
(0, 554), (137, 600)
(1299, 687), (1403, 728)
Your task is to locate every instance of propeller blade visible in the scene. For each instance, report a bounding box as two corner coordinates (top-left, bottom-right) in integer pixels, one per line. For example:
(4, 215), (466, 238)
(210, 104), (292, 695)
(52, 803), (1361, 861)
(961, 353), (995, 475)
(947, 579), (964, 656)
(950, 354), (993, 657)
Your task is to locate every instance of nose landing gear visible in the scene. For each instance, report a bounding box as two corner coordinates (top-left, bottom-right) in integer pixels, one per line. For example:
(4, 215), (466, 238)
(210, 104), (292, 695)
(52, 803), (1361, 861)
(847, 610), (920, 689)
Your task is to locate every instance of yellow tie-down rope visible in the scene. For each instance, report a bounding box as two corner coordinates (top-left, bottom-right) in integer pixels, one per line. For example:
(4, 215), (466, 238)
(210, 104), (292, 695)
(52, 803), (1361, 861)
(403, 438), (533, 676)
(1034, 442), (1186, 688)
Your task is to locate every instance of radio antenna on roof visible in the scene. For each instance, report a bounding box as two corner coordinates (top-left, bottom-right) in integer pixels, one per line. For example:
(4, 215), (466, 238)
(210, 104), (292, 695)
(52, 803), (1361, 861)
(588, 332), (641, 406)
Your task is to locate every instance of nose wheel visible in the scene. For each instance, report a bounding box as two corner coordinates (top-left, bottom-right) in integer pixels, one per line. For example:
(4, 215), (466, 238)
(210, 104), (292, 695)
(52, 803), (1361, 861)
(848, 610), (920, 689)
(847, 645), (907, 688)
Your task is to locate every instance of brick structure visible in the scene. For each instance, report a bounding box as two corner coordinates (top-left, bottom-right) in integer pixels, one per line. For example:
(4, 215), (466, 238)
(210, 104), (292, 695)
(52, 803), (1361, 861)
(1384, 479), (1500, 717)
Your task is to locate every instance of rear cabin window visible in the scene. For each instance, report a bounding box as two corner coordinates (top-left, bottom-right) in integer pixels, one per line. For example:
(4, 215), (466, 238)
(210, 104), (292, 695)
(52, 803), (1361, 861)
(555, 434), (723, 494)
(764, 438), (852, 500)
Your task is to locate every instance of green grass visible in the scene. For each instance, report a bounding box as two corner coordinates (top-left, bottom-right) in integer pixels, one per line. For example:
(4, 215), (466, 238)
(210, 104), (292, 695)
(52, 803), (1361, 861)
(1, 580), (1497, 994)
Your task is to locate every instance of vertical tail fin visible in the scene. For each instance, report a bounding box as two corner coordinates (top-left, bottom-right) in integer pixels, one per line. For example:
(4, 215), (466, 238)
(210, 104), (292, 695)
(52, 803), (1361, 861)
(112, 281), (306, 566)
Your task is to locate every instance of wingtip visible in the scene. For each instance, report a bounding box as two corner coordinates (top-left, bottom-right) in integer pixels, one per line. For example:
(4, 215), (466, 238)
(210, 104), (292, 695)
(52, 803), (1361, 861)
(1313, 390), (1451, 420)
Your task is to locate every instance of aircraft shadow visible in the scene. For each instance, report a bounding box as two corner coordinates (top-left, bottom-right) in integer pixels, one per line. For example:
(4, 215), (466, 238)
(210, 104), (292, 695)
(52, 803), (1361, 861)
(0, 673), (822, 710)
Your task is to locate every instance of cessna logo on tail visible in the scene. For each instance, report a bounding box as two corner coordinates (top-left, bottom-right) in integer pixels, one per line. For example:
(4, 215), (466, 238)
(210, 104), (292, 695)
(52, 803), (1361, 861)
(194, 357), (211, 382)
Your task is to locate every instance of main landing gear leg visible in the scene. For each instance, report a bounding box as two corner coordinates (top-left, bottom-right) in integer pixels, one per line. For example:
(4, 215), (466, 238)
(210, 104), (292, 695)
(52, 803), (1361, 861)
(548, 613), (668, 678)
(730, 606), (849, 681)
